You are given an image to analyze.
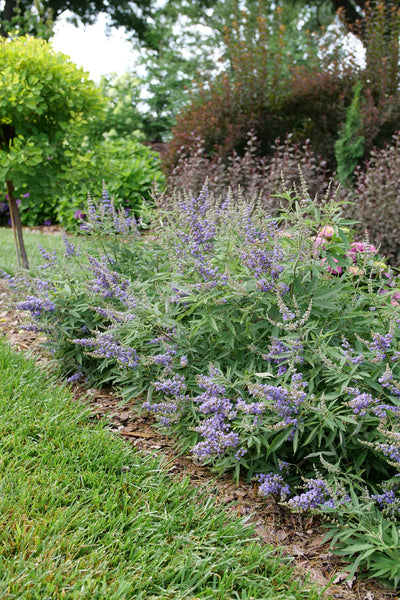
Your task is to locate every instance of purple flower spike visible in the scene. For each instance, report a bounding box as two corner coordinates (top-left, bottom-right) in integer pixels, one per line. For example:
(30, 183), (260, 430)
(17, 295), (56, 317)
(257, 473), (290, 500)
(73, 333), (139, 369)
(289, 479), (336, 510)
(248, 372), (307, 433)
(192, 365), (240, 461)
(144, 373), (189, 425)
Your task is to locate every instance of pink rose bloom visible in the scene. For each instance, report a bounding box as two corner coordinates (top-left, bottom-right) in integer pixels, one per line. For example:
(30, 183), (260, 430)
(317, 225), (334, 240)
(347, 241), (377, 263)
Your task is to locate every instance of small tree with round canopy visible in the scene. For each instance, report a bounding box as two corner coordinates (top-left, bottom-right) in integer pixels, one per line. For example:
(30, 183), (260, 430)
(0, 35), (105, 268)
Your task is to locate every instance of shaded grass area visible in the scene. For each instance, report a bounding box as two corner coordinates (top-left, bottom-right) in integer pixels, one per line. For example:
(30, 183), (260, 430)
(0, 340), (323, 600)
(0, 227), (82, 274)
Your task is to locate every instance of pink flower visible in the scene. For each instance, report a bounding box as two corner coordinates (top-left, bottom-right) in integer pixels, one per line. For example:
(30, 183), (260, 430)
(391, 292), (400, 307)
(321, 257), (342, 275)
(313, 236), (327, 249)
(348, 266), (364, 276)
(317, 225), (334, 240)
(277, 230), (292, 239)
(347, 241), (377, 263)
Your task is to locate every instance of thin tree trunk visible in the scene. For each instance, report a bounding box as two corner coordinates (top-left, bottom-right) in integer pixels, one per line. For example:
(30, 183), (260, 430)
(6, 180), (29, 270)
(8, 199), (21, 270)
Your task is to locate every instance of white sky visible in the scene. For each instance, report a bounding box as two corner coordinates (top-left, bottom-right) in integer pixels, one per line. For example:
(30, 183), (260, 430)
(51, 12), (138, 82)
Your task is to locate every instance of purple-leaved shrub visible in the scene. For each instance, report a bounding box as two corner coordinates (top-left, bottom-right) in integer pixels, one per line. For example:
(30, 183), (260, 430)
(349, 130), (400, 265)
(165, 132), (332, 216)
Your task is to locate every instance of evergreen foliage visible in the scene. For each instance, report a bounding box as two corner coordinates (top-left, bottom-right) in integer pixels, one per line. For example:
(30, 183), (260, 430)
(334, 82), (365, 185)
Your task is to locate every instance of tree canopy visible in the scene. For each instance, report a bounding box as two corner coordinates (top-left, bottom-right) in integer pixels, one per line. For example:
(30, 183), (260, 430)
(1, 0), (398, 52)
(0, 0), (219, 46)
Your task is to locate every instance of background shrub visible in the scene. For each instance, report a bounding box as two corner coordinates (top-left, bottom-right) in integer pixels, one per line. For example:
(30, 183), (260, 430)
(3, 137), (165, 231)
(166, 131), (335, 215)
(347, 130), (400, 265)
(163, 11), (357, 173)
(163, 2), (400, 179)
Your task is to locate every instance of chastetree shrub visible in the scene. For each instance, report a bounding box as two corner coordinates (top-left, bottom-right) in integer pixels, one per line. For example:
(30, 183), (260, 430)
(8, 179), (400, 587)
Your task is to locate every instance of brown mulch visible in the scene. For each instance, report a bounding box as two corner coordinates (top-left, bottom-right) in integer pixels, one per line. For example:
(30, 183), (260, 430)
(0, 277), (398, 600)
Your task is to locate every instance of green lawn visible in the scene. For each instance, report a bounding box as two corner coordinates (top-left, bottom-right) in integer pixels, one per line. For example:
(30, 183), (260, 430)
(0, 227), (80, 274)
(0, 339), (324, 600)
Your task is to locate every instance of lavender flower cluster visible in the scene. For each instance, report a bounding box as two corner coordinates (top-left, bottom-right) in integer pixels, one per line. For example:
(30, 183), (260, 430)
(248, 372), (307, 433)
(146, 345), (177, 374)
(85, 186), (140, 236)
(288, 479), (336, 510)
(375, 442), (400, 465)
(379, 366), (400, 397)
(238, 208), (285, 292)
(73, 333), (139, 369)
(347, 390), (400, 419)
(262, 337), (304, 375)
(192, 366), (240, 461)
(87, 255), (136, 308)
(65, 368), (86, 383)
(369, 331), (394, 362)
(37, 246), (58, 270)
(62, 234), (81, 258)
(257, 473), (290, 500)
(16, 295), (56, 317)
(341, 337), (364, 366)
(356, 329), (395, 362)
(173, 186), (229, 290)
(372, 483), (400, 518)
(143, 373), (189, 426)
(92, 305), (135, 324)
